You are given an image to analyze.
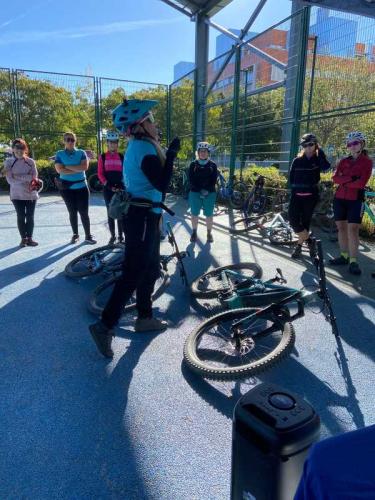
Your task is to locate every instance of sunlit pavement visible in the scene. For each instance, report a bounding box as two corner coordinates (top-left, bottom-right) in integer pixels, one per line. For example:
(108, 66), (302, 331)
(1, 193), (374, 499)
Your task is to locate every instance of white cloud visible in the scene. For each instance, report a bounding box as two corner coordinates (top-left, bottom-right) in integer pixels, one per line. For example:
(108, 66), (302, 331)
(0, 0), (54, 29)
(0, 18), (181, 46)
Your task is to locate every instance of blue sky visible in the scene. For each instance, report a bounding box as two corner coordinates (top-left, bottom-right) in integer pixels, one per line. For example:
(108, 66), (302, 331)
(0, 0), (292, 84)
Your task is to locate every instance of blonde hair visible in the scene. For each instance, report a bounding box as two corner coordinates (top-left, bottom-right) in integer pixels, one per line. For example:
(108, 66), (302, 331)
(63, 131), (77, 142)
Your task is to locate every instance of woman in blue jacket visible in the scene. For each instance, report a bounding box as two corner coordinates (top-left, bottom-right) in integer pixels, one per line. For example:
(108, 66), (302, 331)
(89, 99), (180, 358)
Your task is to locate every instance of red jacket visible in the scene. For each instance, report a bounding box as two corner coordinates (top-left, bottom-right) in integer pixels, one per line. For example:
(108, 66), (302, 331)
(332, 154), (373, 201)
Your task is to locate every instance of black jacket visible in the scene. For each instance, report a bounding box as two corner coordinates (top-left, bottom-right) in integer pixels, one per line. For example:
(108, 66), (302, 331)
(188, 160), (218, 192)
(289, 149), (331, 194)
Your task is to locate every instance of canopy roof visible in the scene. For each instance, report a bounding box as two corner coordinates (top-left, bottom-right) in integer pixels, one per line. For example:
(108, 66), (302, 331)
(161, 0), (234, 18)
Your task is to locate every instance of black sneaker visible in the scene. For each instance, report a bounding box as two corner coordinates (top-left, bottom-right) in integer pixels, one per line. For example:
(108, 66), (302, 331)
(349, 261), (361, 275)
(207, 231), (214, 243)
(329, 255), (349, 266)
(84, 235), (97, 245)
(70, 234), (79, 244)
(89, 321), (114, 358)
(291, 244), (302, 259)
(108, 235), (116, 245)
(190, 230), (197, 243)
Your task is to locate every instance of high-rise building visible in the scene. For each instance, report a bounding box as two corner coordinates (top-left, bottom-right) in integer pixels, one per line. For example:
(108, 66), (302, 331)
(173, 61), (195, 82)
(215, 29), (258, 59)
(310, 8), (358, 57)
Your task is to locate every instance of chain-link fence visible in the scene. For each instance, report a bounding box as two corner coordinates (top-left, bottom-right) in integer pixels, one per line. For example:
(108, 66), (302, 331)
(169, 70), (196, 159)
(0, 70), (168, 161)
(301, 7), (375, 162)
(168, 6), (374, 176)
(98, 77), (168, 153)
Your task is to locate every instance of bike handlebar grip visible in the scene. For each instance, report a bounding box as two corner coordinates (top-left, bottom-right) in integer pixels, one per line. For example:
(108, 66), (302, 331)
(231, 383), (320, 500)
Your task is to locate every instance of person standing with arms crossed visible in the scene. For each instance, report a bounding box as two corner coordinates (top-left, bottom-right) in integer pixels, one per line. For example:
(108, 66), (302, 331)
(330, 131), (373, 275)
(55, 132), (96, 245)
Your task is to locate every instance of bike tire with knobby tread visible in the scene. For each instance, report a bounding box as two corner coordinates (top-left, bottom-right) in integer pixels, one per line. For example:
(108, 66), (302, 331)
(183, 307), (295, 380)
(190, 263), (263, 298)
(64, 244), (123, 278)
(88, 270), (170, 316)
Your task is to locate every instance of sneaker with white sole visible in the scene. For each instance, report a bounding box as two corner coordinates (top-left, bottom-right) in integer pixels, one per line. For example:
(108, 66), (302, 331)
(134, 318), (168, 332)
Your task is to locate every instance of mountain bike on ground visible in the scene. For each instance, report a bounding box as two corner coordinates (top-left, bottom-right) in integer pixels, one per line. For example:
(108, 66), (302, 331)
(88, 222), (188, 317)
(184, 238), (338, 380)
(230, 187), (295, 245)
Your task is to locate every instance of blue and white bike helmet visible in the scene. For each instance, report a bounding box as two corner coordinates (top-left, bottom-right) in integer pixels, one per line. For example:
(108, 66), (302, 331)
(112, 99), (158, 134)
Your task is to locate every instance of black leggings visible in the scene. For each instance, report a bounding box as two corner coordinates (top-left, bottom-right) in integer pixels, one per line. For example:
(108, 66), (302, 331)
(12, 199), (36, 238)
(288, 193), (319, 233)
(60, 187), (91, 237)
(103, 187), (123, 238)
(102, 208), (160, 328)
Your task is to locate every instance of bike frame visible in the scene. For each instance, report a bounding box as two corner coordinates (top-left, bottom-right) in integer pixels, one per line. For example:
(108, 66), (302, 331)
(217, 239), (338, 338)
(364, 191), (375, 224)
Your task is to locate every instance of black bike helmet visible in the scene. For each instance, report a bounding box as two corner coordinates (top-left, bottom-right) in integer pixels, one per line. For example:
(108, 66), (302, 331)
(300, 133), (317, 146)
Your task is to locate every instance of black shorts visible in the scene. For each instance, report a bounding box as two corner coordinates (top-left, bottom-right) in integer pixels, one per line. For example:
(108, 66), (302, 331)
(333, 198), (364, 224)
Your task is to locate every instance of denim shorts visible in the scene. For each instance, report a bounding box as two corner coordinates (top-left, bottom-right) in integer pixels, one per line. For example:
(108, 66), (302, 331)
(189, 191), (216, 217)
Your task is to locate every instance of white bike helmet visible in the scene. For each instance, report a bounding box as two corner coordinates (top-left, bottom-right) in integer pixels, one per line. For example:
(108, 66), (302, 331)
(106, 131), (119, 142)
(346, 131), (366, 144)
(196, 141), (213, 153)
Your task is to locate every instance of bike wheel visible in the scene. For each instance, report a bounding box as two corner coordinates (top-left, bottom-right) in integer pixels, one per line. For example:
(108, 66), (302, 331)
(268, 226), (295, 245)
(65, 244), (124, 278)
(183, 308), (295, 380)
(191, 263), (262, 298)
(88, 270), (170, 316)
(230, 182), (248, 210)
(88, 173), (103, 193)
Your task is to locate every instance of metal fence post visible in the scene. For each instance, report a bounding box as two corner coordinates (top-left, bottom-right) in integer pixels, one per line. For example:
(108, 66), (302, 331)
(229, 45), (242, 184)
(289, 6), (310, 161)
(12, 70), (21, 137)
(167, 84), (171, 145)
(94, 77), (102, 157)
(306, 34), (317, 132)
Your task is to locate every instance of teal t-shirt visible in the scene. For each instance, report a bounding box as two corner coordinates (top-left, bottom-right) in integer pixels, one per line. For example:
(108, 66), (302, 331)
(55, 148), (87, 190)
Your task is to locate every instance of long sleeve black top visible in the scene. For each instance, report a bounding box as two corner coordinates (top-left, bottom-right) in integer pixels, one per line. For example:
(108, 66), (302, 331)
(289, 149), (331, 194)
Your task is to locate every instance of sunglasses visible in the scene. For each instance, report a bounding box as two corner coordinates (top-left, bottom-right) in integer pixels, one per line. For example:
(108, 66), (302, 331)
(302, 142), (316, 148)
(14, 145), (25, 150)
(65, 137), (75, 143)
(140, 112), (155, 125)
(347, 140), (361, 147)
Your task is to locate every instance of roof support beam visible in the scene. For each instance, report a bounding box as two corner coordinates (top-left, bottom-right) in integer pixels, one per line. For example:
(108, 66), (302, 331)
(159, 0), (193, 17)
(205, 17), (286, 98)
(194, 12), (209, 144)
